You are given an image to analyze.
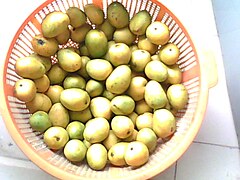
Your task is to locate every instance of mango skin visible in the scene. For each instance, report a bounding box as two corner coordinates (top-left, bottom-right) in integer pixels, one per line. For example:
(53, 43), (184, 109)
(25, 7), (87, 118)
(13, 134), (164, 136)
(86, 59), (113, 81)
(66, 7), (86, 28)
(31, 34), (59, 57)
(41, 11), (70, 38)
(26, 93), (52, 113)
(57, 49), (82, 72)
(15, 56), (45, 80)
(83, 117), (110, 144)
(48, 103), (69, 128)
(107, 2), (129, 29)
(85, 29), (108, 58)
(129, 10), (152, 36)
(60, 88), (90, 111)
(84, 4), (104, 25)
(86, 144), (108, 170)
(153, 109), (176, 138)
(110, 95), (135, 115)
(167, 84), (188, 110)
(106, 65), (131, 94)
(144, 80), (168, 109)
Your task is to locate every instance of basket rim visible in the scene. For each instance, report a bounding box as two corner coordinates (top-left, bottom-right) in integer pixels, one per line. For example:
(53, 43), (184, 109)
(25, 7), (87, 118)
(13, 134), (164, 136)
(0, 0), (210, 179)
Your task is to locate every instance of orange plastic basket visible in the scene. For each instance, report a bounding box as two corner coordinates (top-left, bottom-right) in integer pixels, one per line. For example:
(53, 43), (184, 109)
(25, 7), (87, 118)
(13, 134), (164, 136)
(0, 0), (217, 179)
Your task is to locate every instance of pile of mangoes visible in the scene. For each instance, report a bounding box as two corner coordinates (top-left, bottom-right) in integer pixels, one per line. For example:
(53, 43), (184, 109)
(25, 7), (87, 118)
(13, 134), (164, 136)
(13, 1), (188, 170)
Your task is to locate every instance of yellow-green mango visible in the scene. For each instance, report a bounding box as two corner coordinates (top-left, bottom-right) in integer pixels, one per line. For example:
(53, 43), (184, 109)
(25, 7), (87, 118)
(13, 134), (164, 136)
(106, 65), (131, 94)
(60, 88), (90, 111)
(144, 80), (168, 109)
(15, 56), (45, 79)
(48, 102), (69, 128)
(41, 11), (70, 38)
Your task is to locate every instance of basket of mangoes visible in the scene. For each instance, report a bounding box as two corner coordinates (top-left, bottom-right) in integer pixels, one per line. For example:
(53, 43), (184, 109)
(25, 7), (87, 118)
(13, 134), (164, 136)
(0, 0), (214, 179)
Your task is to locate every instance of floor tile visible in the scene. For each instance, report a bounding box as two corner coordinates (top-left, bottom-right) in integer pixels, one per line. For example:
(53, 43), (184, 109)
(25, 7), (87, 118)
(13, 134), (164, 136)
(193, 35), (239, 148)
(217, 30), (240, 144)
(0, 115), (29, 160)
(189, 0), (218, 36)
(211, 0), (234, 11)
(176, 142), (240, 180)
(212, 0), (240, 145)
(232, 0), (240, 13)
(213, 10), (240, 34)
(0, 156), (55, 180)
(212, 0), (240, 34)
(153, 163), (176, 180)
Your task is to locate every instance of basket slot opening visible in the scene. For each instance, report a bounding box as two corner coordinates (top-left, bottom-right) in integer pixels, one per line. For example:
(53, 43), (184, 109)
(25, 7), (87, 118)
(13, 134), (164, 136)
(34, 14), (43, 25)
(19, 127), (32, 134)
(10, 108), (29, 114)
(50, 1), (61, 11)
(16, 38), (33, 55)
(72, 0), (81, 8)
(179, 48), (193, 63)
(6, 73), (20, 84)
(127, 0), (138, 17)
(23, 132), (42, 139)
(13, 44), (30, 57)
(179, 43), (191, 55)
(23, 25), (37, 39)
(151, 4), (160, 21)
(161, 12), (170, 24)
(7, 63), (15, 72)
(46, 4), (55, 13)
(132, 0), (142, 15)
(179, 53), (195, 66)
(6, 69), (20, 82)
(145, 0), (153, 12)
(9, 102), (26, 109)
(165, 17), (175, 30)
(181, 61), (197, 72)
(19, 34), (33, 51)
(28, 19), (42, 34)
(42, 6), (51, 15)
(66, 0), (74, 9)
(171, 31), (185, 45)
(26, 136), (42, 143)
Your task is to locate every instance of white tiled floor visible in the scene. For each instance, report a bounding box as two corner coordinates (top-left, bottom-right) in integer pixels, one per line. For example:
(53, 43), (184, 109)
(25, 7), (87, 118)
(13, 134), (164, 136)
(0, 0), (240, 180)
(176, 143), (240, 180)
(212, 0), (240, 145)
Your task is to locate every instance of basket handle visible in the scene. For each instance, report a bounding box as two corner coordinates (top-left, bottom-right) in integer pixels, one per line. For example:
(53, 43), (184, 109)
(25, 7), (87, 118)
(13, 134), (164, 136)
(199, 49), (218, 89)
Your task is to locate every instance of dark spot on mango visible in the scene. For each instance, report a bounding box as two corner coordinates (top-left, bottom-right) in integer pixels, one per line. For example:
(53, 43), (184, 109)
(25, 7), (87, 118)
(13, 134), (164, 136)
(37, 39), (45, 45)
(54, 136), (60, 141)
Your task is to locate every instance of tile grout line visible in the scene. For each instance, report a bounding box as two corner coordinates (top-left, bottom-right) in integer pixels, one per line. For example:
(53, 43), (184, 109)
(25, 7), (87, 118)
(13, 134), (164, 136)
(0, 154), (31, 162)
(193, 141), (240, 149)
(0, 155), (40, 171)
(174, 161), (178, 180)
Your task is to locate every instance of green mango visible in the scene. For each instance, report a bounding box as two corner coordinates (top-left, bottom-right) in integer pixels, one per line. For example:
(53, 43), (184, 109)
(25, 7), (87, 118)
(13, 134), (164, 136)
(84, 4), (104, 25)
(85, 29), (108, 58)
(129, 10), (152, 35)
(107, 2), (129, 28)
